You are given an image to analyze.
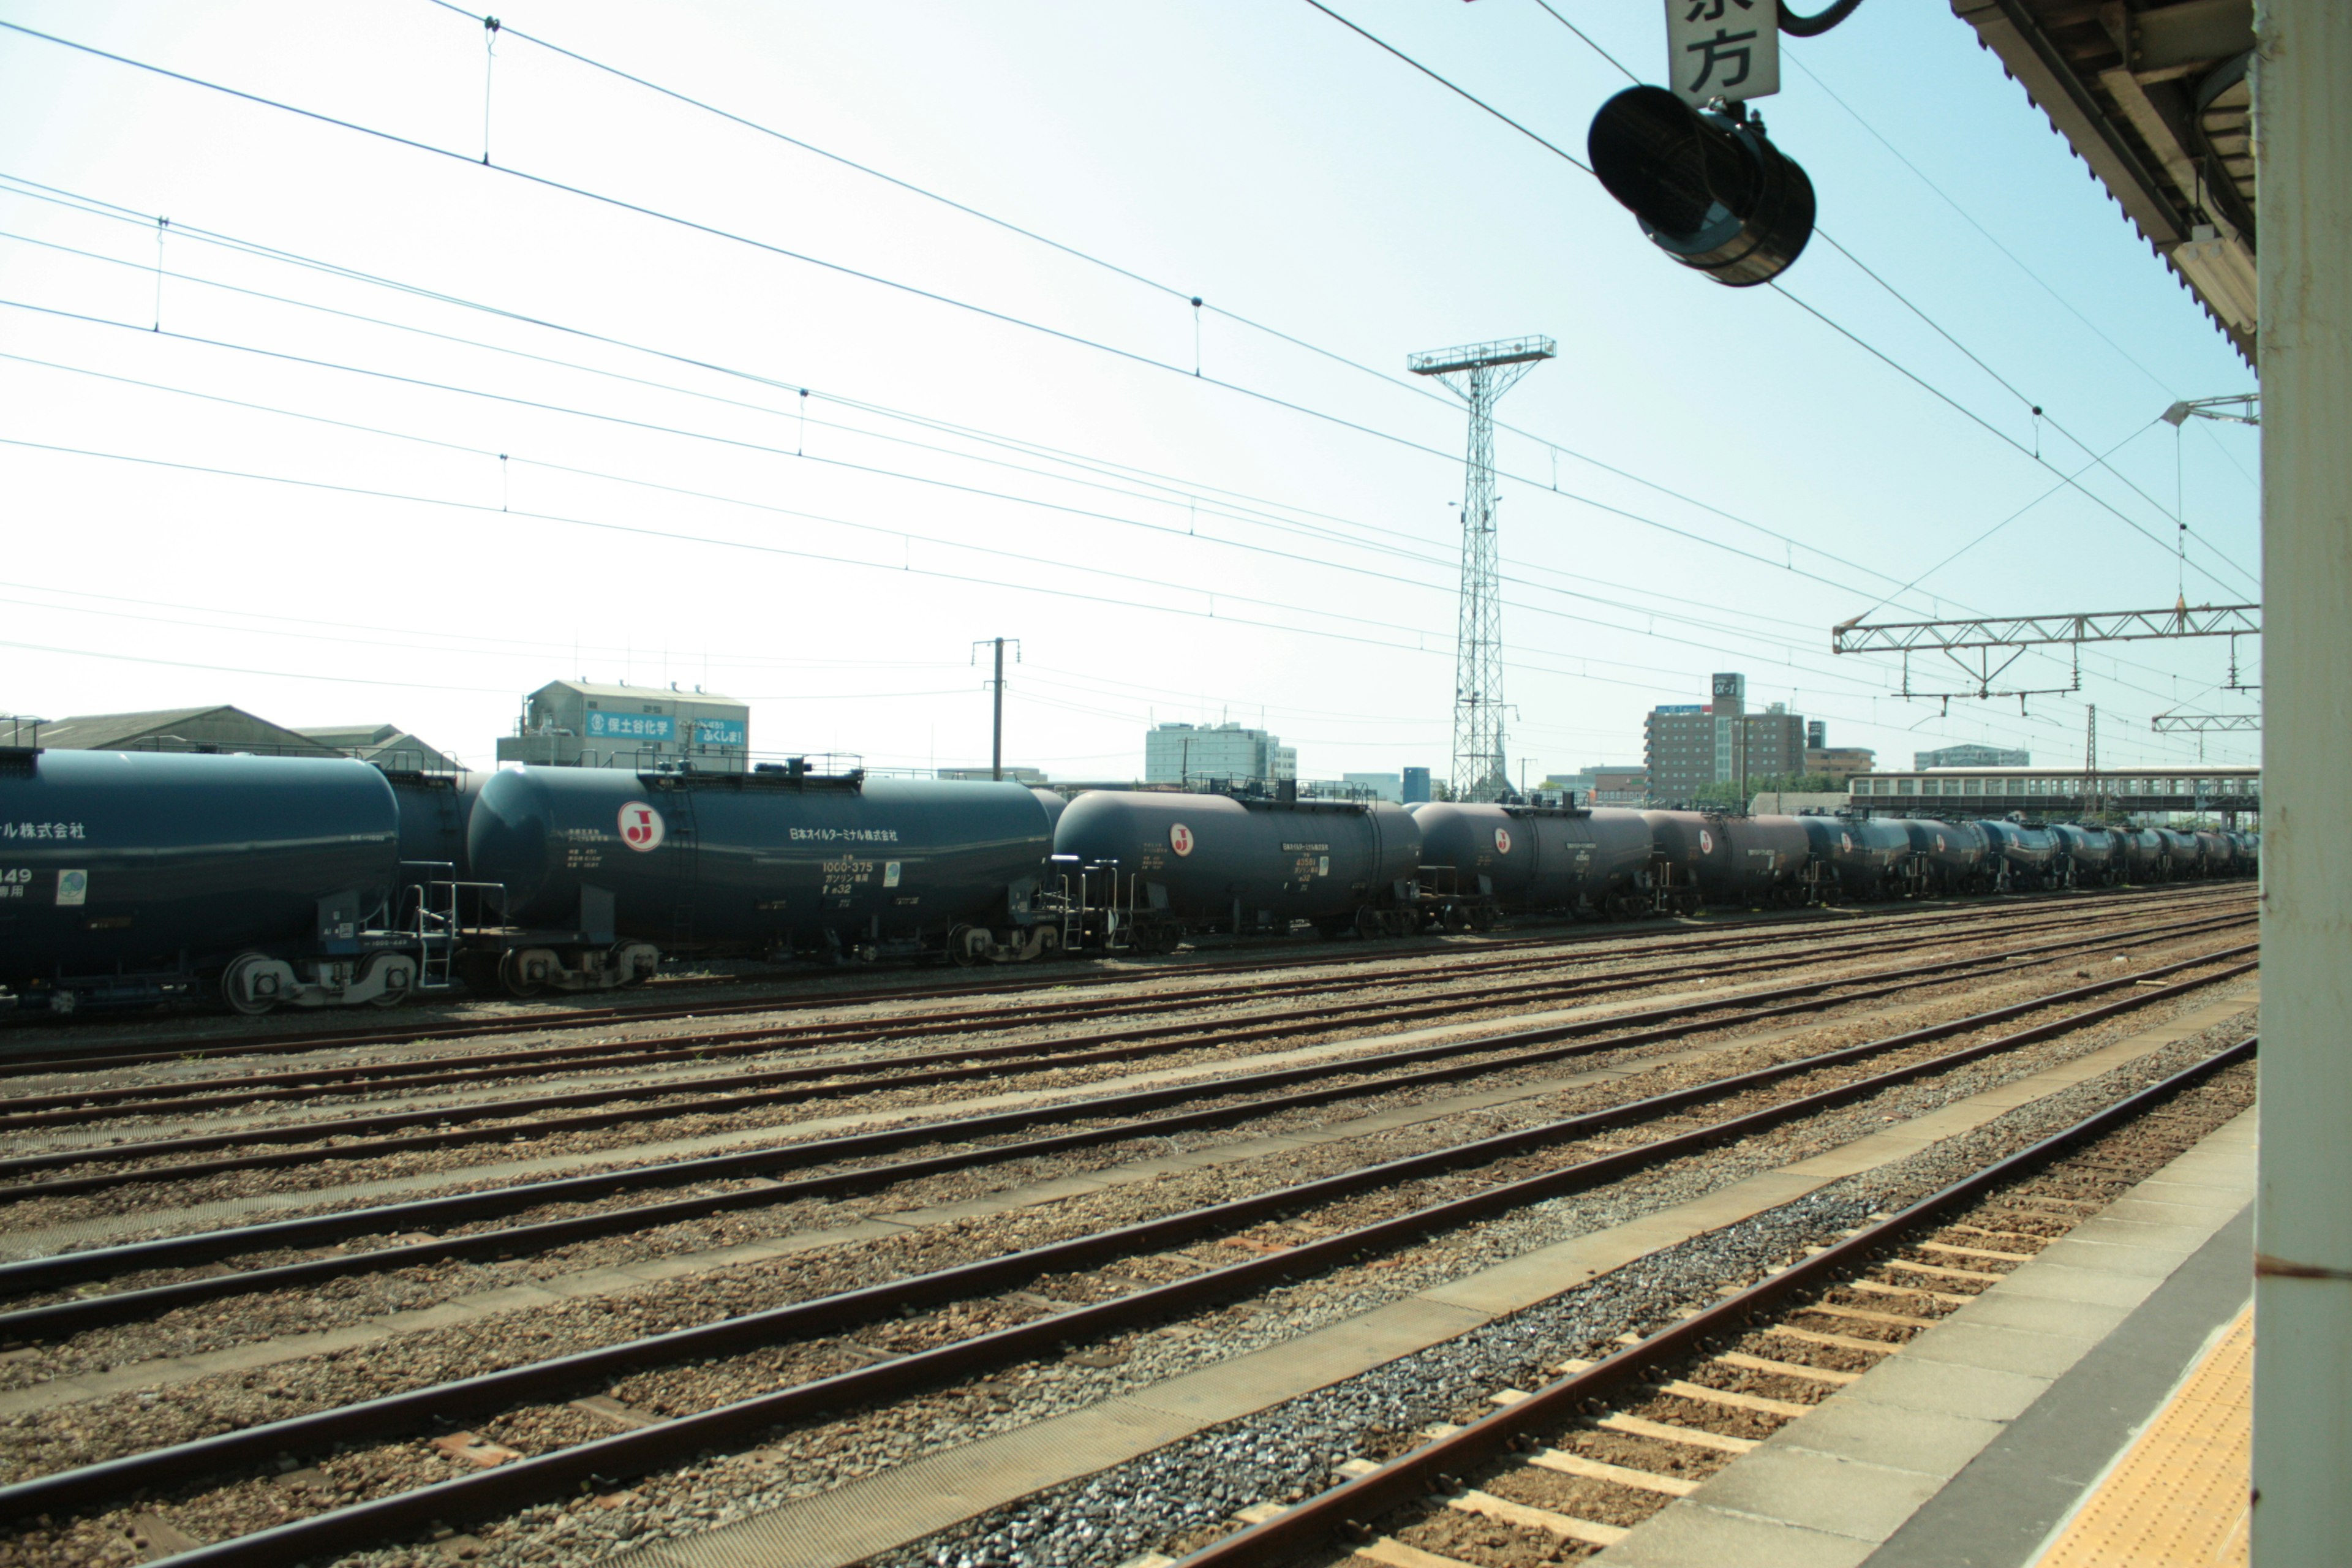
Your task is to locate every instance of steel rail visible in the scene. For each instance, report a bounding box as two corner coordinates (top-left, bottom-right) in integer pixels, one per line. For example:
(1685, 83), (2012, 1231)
(0, 911), (2253, 1199)
(0, 940), (2258, 1336)
(0, 893), (2239, 1166)
(1167, 1035), (2259, 1567)
(0, 880), (2237, 1076)
(0, 967), (2258, 1560)
(6, 893), (2174, 1124)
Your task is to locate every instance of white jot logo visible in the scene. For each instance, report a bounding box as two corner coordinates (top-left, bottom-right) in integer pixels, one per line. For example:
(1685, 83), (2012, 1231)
(1168, 823), (1195, 857)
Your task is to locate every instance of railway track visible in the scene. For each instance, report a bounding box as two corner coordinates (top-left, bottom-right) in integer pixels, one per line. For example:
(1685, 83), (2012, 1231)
(0, 905), (2252, 1205)
(0, 881), (2244, 1076)
(1162, 1038), (2256, 1568)
(4, 892), (2238, 1124)
(0, 918), (2256, 1568)
(0, 938), (2255, 1332)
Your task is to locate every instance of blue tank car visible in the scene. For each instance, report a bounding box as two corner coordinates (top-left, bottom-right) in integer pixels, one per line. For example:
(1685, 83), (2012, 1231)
(1796, 815), (1915, 900)
(1896, 818), (1992, 894)
(1979, 820), (2064, 890)
(1409, 802), (1657, 922)
(0, 747), (421, 1013)
(1052, 790), (1422, 940)
(466, 764), (1060, 989)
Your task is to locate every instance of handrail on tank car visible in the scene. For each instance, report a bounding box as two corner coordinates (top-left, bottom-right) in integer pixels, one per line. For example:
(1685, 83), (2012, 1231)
(397, 865), (510, 992)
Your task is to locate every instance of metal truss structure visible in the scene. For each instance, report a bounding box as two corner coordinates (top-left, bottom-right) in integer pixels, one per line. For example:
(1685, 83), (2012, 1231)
(1833, 603), (2263, 708)
(1409, 335), (1555, 801)
(2162, 393), (2260, 427)
(1831, 603), (2261, 655)
(2152, 713), (2260, 733)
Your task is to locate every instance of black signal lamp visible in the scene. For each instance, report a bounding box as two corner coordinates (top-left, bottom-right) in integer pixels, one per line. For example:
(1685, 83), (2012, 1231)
(1586, 85), (1815, 287)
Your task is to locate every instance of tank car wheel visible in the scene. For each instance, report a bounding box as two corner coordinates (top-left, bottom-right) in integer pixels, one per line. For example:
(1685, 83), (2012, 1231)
(946, 925), (983, 967)
(219, 952), (279, 1016)
(1468, 903), (1495, 932)
(1354, 907), (1384, 940)
(498, 949), (549, 998)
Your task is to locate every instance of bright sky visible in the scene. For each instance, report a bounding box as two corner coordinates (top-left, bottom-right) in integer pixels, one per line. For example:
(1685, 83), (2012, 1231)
(0, 0), (2261, 780)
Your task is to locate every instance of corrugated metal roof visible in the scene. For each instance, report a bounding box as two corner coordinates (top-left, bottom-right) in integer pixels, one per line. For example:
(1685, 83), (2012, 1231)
(1951, 0), (2257, 363)
(36, 705), (340, 753)
(530, 679), (745, 705)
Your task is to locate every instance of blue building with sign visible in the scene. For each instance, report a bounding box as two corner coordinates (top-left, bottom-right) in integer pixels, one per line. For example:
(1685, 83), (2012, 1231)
(497, 679), (752, 772)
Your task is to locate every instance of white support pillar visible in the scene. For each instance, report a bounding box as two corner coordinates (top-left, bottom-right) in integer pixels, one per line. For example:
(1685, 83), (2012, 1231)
(2252, 3), (2352, 1562)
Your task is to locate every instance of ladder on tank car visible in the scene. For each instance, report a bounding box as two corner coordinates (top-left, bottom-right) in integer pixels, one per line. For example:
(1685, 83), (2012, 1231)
(398, 862), (508, 992)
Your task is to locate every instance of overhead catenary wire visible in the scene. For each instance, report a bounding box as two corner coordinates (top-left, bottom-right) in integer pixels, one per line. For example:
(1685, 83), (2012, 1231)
(0, 28), (2244, 763)
(0, 344), (1982, 720)
(1306, 2), (2252, 603)
(0, 186), (1982, 644)
(0, 428), (2224, 765)
(0, 175), (2201, 728)
(4, 19), (2244, 617)
(392, 4), (2166, 620)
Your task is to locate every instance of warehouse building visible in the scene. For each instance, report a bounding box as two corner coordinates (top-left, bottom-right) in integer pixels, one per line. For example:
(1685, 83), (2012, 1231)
(25, 706), (456, 769)
(497, 680), (750, 772)
(295, 723), (459, 772)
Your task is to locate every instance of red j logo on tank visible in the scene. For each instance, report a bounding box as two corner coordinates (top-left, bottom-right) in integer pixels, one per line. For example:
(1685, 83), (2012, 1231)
(619, 801), (666, 852)
(1493, 827), (1512, 854)
(1168, 823), (1194, 857)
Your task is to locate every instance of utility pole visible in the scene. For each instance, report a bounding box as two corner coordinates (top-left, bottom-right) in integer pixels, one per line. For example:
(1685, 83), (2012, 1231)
(971, 638), (1020, 781)
(1408, 335), (1556, 802)
(2080, 704), (2098, 819)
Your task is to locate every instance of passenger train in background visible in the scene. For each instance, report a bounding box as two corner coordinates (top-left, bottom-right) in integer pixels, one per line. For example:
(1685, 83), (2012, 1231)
(0, 743), (2256, 1016)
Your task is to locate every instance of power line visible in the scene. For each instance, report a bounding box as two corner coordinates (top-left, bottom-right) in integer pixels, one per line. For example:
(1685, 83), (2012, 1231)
(0, 221), (1985, 686)
(1313, 2), (2256, 601)
(4, 428), (2149, 760)
(0, 341), (1948, 714)
(0, 29), (2238, 753)
(0, 161), (1951, 622)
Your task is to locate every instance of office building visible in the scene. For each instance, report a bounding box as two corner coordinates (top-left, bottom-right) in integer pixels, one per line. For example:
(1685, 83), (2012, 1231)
(1401, 766), (1433, 804)
(1143, 722), (1296, 786)
(1804, 747), (1877, 785)
(1643, 673), (1807, 804)
(1341, 772), (1403, 803)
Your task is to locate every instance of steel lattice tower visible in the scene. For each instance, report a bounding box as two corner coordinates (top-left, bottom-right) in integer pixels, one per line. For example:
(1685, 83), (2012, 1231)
(1409, 335), (1556, 801)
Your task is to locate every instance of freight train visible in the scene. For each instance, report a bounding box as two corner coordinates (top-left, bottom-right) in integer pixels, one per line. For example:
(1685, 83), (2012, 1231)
(0, 744), (2256, 1016)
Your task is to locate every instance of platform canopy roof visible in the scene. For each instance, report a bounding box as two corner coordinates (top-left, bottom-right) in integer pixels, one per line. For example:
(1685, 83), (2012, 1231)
(1950, 0), (2258, 362)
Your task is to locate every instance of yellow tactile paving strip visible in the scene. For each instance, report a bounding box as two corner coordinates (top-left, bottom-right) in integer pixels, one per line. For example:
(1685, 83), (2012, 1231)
(2033, 1306), (2252, 1568)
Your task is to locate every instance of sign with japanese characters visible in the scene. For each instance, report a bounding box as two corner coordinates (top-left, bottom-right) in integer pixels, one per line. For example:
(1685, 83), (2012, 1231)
(693, 718), (747, 747)
(1666, 0), (1777, 104)
(586, 710), (677, 742)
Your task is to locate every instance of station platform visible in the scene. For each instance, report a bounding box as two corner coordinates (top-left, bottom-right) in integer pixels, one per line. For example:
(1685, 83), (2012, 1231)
(1594, 1107), (2256, 1568)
